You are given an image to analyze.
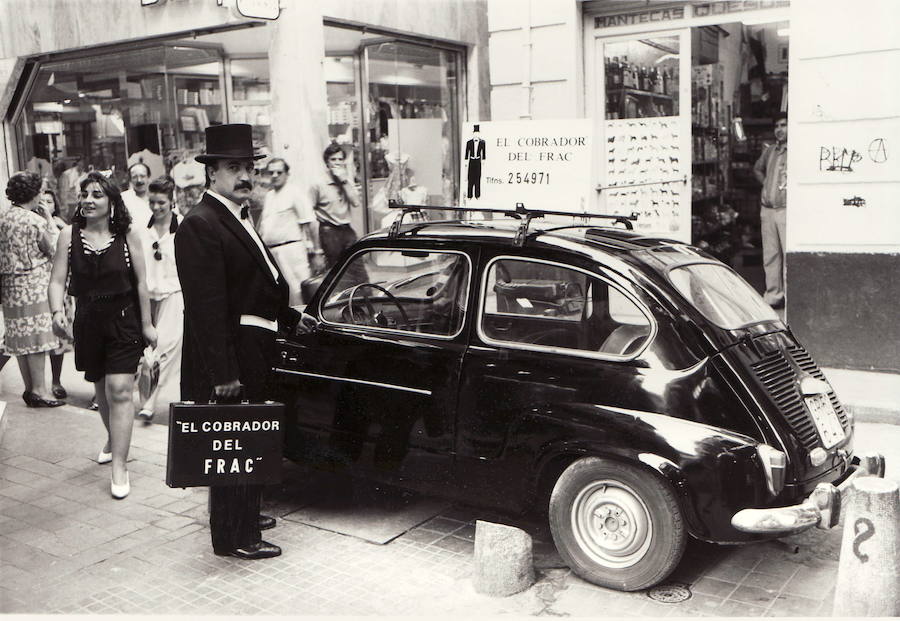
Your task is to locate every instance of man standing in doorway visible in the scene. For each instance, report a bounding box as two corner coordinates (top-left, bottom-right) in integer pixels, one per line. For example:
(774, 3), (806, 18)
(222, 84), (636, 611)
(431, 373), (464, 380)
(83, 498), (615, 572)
(464, 124), (486, 200)
(753, 111), (788, 309)
(311, 144), (366, 283)
(121, 161), (154, 227)
(258, 158), (324, 305)
(175, 124), (308, 560)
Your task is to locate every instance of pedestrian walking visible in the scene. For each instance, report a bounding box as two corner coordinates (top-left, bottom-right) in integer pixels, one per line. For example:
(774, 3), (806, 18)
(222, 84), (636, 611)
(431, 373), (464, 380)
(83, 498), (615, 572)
(40, 188), (74, 399)
(0, 171), (64, 408)
(257, 157), (324, 306)
(175, 123), (312, 560)
(138, 176), (183, 423)
(48, 171), (157, 499)
(753, 111), (788, 308)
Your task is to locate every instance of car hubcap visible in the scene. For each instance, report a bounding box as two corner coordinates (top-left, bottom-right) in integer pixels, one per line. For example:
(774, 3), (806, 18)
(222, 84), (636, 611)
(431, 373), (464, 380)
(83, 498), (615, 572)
(571, 479), (652, 568)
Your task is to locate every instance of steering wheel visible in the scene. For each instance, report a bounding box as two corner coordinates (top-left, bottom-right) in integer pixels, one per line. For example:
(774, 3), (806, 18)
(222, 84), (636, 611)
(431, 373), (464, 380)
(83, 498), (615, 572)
(347, 283), (411, 330)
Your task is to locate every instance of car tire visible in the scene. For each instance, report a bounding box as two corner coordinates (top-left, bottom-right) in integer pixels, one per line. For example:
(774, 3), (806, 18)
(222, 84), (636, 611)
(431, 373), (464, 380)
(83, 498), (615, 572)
(548, 457), (686, 591)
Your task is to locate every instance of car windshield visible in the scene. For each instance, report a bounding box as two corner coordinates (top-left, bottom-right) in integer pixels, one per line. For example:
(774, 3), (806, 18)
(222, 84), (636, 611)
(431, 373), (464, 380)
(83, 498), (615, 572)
(668, 264), (778, 329)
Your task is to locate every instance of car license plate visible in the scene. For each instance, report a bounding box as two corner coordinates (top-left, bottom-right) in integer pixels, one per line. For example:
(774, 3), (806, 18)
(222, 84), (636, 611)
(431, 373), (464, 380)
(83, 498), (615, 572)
(805, 393), (845, 449)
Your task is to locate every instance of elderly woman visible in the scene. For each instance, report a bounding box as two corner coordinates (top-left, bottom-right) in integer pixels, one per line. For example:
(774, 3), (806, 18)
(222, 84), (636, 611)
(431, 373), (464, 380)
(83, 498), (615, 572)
(49, 171), (156, 500)
(0, 171), (64, 407)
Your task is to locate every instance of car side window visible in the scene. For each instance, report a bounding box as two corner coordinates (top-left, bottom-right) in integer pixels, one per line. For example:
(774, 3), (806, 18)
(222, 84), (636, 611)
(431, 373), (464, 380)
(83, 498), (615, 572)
(320, 249), (470, 337)
(482, 258), (652, 357)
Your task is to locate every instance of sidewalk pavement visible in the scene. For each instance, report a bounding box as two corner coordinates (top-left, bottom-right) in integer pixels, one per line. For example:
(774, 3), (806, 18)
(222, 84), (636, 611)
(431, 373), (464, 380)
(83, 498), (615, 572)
(1, 383), (899, 616)
(821, 366), (900, 424)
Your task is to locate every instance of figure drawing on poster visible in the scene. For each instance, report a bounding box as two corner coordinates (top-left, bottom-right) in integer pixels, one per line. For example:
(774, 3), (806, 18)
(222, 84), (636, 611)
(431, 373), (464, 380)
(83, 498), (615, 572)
(465, 124), (486, 199)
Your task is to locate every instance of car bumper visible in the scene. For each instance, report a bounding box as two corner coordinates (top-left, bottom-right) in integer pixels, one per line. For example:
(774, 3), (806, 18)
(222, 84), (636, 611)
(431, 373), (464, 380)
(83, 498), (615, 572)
(730, 452), (886, 535)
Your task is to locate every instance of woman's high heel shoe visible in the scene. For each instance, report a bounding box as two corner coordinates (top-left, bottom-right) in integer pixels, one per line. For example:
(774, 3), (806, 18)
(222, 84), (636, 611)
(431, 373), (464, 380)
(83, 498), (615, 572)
(97, 448), (112, 464)
(111, 472), (130, 499)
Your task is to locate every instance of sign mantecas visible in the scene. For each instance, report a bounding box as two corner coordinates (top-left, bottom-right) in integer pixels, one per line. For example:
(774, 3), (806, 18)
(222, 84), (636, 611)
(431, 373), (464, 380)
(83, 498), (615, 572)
(459, 119), (594, 213)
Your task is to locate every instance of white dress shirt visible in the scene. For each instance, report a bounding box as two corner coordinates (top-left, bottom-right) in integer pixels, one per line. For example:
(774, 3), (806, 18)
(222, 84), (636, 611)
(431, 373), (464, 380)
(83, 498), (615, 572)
(205, 189), (279, 282)
(142, 222), (181, 300)
(121, 189), (153, 229)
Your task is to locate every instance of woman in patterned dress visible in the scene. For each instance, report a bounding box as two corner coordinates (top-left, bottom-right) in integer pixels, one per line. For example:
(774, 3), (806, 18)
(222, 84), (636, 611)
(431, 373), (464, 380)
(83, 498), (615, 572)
(0, 171), (64, 407)
(40, 188), (75, 399)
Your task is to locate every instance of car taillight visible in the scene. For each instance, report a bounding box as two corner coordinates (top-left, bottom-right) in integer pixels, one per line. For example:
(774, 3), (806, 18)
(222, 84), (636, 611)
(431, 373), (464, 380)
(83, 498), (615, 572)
(757, 443), (787, 496)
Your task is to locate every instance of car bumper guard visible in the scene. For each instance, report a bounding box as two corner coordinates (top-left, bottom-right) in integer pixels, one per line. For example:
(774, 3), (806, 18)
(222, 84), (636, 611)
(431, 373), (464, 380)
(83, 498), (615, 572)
(731, 452), (886, 535)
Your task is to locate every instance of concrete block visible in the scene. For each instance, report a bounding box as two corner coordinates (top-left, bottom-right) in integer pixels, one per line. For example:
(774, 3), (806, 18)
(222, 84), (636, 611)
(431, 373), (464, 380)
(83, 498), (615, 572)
(472, 520), (535, 597)
(833, 477), (900, 616)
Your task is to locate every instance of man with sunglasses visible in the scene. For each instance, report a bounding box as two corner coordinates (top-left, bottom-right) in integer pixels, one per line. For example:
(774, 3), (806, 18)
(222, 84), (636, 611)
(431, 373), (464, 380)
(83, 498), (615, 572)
(257, 158), (324, 306)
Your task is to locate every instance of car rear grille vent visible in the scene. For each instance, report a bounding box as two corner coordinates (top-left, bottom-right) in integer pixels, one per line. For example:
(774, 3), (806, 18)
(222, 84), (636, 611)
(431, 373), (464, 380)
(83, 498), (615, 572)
(786, 346), (850, 429)
(751, 349), (819, 450)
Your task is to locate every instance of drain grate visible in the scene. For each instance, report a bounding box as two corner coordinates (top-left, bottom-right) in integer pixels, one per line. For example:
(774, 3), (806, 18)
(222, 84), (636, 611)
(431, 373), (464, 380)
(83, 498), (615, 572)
(647, 583), (692, 603)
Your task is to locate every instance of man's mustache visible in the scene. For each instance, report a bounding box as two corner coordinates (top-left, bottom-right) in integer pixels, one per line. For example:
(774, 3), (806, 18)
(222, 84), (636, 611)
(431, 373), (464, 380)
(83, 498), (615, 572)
(234, 181), (253, 191)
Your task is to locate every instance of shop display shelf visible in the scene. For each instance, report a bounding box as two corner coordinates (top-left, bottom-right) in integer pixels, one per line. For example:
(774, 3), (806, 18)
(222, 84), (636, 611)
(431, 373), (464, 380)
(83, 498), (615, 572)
(611, 87), (674, 101)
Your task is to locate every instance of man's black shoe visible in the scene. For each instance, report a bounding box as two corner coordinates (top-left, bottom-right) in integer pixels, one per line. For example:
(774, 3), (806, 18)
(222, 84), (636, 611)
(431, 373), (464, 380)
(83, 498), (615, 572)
(259, 515), (276, 531)
(215, 541), (282, 560)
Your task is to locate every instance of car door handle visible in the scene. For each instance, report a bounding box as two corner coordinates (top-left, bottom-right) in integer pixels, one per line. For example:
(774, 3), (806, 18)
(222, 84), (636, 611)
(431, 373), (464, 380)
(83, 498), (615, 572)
(492, 321), (513, 333)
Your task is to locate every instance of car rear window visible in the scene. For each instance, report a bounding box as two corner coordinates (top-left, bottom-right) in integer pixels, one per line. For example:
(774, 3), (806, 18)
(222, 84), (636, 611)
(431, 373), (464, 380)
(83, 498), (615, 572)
(668, 263), (778, 329)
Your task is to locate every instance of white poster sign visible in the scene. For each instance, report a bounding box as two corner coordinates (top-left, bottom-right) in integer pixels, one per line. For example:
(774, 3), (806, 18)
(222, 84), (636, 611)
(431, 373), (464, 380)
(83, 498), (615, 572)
(603, 117), (688, 240)
(459, 119), (593, 213)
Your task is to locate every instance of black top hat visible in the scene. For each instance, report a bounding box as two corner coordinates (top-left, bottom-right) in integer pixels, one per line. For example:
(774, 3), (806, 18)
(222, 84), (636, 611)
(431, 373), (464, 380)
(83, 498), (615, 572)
(195, 124), (265, 163)
(473, 124), (481, 132)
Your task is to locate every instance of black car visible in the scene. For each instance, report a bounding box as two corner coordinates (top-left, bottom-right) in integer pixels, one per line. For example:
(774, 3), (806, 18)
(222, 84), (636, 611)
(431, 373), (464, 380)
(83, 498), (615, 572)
(273, 206), (885, 592)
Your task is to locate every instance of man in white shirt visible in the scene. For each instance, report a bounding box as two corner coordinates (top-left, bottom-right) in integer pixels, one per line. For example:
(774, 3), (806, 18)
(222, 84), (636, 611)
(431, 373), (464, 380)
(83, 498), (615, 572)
(121, 162), (153, 227)
(257, 158), (324, 305)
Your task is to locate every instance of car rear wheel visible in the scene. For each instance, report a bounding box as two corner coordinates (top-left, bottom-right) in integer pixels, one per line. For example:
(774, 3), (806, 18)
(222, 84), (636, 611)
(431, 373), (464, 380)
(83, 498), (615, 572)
(549, 457), (685, 591)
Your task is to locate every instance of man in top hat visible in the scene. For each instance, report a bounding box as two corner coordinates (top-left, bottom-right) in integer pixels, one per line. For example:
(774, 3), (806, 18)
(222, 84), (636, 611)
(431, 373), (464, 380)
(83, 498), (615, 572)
(175, 124), (310, 559)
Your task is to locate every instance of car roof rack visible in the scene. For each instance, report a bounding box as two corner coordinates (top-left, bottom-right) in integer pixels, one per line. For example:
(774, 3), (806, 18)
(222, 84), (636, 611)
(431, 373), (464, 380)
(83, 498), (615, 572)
(386, 200), (638, 247)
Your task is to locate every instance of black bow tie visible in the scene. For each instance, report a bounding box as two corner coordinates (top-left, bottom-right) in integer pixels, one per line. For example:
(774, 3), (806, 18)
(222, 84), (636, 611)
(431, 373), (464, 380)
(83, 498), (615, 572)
(240, 205), (249, 220)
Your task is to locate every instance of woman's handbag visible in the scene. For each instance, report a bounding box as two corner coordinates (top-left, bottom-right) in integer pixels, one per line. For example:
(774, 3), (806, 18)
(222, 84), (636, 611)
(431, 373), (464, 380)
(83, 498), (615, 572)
(137, 346), (160, 404)
(166, 395), (284, 488)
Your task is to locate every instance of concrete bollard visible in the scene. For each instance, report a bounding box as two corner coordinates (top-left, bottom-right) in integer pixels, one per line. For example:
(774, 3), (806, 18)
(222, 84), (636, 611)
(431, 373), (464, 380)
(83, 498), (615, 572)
(832, 477), (900, 617)
(472, 520), (535, 596)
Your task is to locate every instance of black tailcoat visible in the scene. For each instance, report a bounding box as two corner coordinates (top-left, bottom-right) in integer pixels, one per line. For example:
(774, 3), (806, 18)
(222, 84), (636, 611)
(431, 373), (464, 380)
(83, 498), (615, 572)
(174, 191), (300, 552)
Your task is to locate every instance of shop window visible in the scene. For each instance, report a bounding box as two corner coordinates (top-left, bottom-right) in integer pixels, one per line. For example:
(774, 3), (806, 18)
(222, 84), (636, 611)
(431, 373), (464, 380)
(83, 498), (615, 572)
(12, 24), (273, 221)
(604, 36), (680, 119)
(324, 25), (463, 233)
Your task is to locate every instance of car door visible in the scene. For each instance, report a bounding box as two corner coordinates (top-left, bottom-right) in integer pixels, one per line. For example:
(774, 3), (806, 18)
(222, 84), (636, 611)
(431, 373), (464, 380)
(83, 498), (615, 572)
(455, 253), (658, 504)
(274, 246), (473, 486)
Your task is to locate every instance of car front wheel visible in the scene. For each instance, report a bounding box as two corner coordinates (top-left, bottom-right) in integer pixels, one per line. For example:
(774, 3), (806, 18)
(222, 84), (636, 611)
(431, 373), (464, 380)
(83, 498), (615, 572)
(549, 457), (686, 591)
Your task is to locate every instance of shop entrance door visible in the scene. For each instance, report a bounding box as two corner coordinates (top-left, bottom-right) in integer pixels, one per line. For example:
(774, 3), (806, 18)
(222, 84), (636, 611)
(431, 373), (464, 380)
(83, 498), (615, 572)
(595, 30), (691, 242)
(324, 26), (463, 237)
(358, 39), (462, 233)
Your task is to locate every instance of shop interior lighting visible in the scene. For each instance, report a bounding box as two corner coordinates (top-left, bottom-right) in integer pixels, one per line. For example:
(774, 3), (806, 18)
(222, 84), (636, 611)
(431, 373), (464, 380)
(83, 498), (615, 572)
(777, 28), (790, 37)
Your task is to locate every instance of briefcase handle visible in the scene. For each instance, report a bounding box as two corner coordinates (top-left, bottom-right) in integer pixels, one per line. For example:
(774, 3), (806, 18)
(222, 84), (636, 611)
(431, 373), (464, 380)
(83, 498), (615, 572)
(208, 385), (250, 405)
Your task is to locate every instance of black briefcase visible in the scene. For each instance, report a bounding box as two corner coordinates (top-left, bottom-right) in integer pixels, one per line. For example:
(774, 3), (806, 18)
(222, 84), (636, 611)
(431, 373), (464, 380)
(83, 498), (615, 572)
(166, 399), (285, 488)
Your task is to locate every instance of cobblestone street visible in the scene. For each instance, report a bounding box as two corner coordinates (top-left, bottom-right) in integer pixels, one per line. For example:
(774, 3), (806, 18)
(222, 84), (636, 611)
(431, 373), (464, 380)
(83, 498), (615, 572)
(2, 391), (898, 616)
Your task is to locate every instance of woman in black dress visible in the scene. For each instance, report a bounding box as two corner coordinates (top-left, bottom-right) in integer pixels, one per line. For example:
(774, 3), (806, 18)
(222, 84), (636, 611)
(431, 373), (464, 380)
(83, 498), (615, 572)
(48, 172), (157, 499)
